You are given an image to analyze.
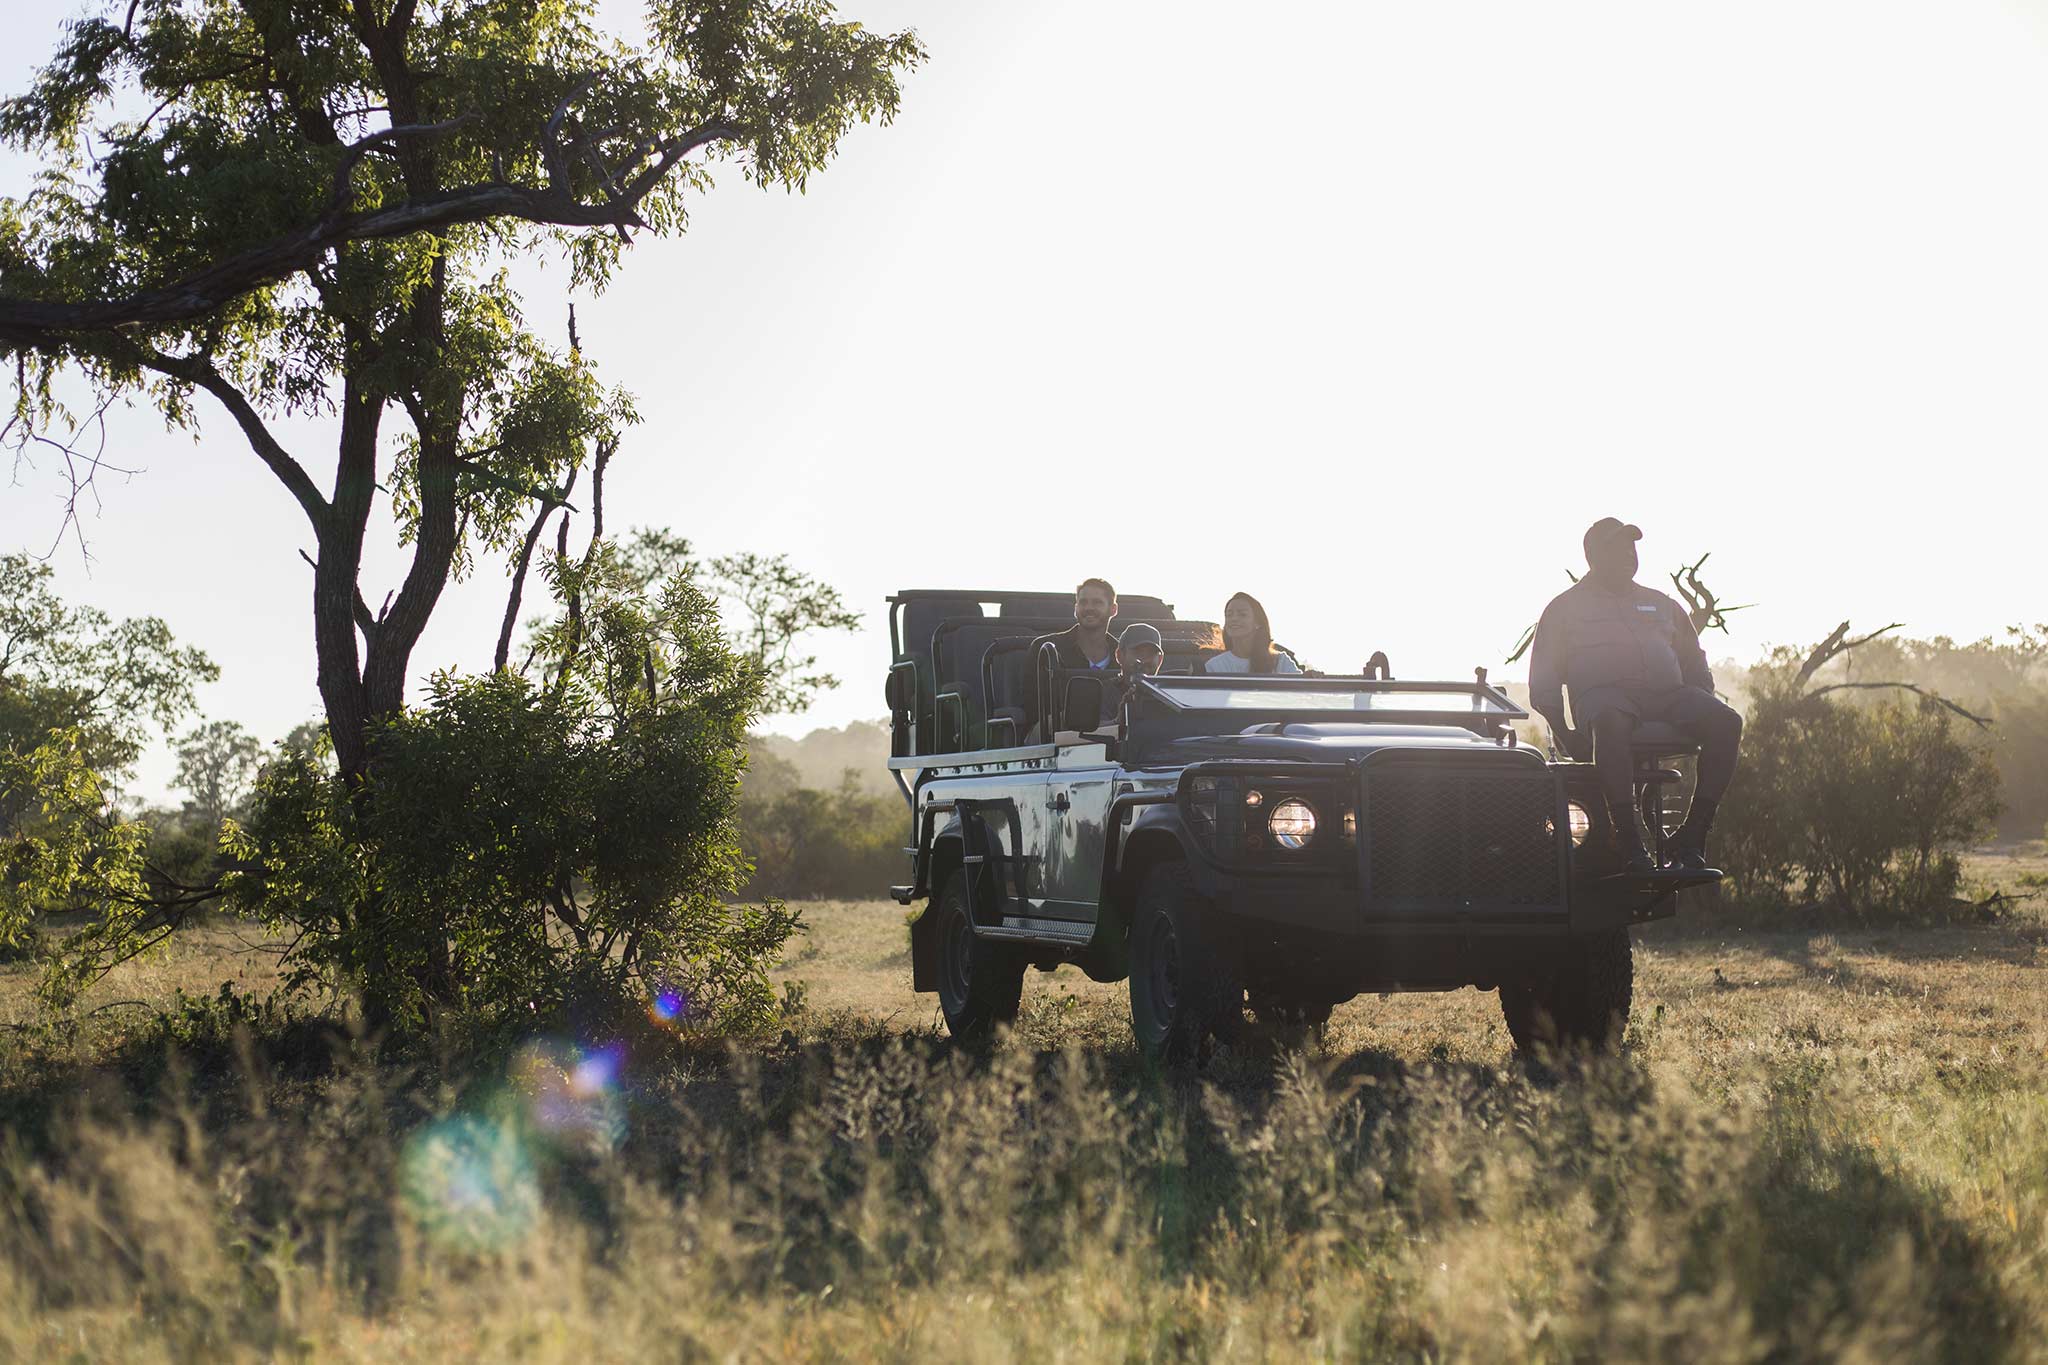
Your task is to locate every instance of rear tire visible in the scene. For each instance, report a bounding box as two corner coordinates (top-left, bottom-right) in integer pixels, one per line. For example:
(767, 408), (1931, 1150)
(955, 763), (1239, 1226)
(1128, 860), (1242, 1063)
(934, 870), (1025, 1041)
(1500, 928), (1633, 1057)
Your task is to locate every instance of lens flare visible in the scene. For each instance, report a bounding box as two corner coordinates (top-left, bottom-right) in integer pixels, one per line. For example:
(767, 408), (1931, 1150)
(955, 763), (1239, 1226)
(511, 1039), (627, 1153)
(650, 989), (685, 1024)
(400, 1116), (540, 1253)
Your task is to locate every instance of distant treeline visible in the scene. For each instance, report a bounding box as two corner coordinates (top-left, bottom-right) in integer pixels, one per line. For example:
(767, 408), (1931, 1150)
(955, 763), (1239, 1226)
(738, 721), (899, 900)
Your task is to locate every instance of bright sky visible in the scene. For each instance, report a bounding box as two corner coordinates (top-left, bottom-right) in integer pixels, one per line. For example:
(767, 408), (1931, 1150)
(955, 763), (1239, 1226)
(4, 0), (2046, 803)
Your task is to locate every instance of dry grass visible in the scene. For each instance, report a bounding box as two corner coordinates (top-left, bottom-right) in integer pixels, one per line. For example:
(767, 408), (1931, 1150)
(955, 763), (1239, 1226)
(3, 852), (2047, 1361)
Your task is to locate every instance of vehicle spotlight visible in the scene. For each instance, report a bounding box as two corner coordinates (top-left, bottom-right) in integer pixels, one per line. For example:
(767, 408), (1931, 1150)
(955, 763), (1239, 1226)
(1551, 800), (1592, 846)
(1269, 798), (1317, 850)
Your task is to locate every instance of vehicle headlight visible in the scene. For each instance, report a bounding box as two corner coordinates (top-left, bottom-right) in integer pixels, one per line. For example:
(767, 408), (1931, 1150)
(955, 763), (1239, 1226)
(1269, 798), (1317, 850)
(1556, 800), (1592, 846)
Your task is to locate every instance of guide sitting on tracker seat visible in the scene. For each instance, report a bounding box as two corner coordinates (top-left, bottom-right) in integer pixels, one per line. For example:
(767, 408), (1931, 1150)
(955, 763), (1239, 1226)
(1528, 518), (1745, 876)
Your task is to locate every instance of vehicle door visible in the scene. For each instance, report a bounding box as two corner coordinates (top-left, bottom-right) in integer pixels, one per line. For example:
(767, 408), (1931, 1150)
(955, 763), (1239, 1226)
(934, 767), (1059, 917)
(1041, 750), (1120, 920)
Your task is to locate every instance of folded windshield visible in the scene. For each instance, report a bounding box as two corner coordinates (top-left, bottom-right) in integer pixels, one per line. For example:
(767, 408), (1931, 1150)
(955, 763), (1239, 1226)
(1143, 678), (1521, 716)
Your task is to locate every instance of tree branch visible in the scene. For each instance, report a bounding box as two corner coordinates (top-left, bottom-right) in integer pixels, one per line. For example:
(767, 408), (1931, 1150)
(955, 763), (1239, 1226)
(496, 463), (579, 672)
(135, 349), (329, 524)
(1795, 620), (1904, 690)
(1807, 681), (1995, 729)
(0, 121), (740, 346)
(328, 114), (478, 211)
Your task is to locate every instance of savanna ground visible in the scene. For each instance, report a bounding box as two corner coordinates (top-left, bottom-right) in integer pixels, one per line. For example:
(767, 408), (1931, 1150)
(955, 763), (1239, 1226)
(4, 849), (2048, 1362)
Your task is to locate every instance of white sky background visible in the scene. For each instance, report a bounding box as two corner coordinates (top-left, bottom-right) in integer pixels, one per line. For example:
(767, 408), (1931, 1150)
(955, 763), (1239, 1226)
(3, 0), (2046, 803)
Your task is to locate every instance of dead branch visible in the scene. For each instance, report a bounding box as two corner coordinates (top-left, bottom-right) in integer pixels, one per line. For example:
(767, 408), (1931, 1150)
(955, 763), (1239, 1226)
(1807, 681), (1995, 729)
(6, 387), (133, 562)
(1794, 620), (1903, 690)
(1668, 551), (1754, 635)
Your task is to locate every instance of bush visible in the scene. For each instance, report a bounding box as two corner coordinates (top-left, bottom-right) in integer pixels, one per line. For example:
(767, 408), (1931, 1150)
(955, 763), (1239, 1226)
(228, 571), (800, 1038)
(1717, 664), (2001, 911)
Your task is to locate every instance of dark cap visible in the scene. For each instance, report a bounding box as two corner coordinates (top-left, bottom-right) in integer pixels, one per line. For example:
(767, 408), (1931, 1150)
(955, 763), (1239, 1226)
(1582, 517), (1642, 558)
(1117, 622), (1163, 654)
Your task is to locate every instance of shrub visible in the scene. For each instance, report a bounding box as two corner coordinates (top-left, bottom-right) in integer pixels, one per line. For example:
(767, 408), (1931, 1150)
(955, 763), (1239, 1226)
(228, 570), (800, 1038)
(1717, 663), (2001, 911)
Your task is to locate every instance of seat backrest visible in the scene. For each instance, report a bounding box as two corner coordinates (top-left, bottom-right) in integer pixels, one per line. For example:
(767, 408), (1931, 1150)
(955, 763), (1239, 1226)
(933, 618), (1066, 749)
(1062, 674), (1107, 733)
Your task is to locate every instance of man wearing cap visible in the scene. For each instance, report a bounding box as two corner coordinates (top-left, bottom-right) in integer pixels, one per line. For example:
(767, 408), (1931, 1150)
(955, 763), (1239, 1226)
(1528, 519), (1744, 874)
(1102, 621), (1166, 725)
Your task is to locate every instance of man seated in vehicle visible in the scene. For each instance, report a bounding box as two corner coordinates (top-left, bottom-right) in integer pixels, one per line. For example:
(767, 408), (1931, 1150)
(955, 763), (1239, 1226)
(1528, 518), (1744, 874)
(1028, 577), (1121, 734)
(1099, 622), (1165, 728)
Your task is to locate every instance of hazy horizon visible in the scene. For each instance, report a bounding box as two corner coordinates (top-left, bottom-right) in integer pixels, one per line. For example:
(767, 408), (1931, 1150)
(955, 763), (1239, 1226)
(4, 0), (2044, 804)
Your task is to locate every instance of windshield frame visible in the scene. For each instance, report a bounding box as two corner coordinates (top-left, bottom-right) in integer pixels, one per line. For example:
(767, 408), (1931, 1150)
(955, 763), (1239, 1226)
(1134, 674), (1528, 721)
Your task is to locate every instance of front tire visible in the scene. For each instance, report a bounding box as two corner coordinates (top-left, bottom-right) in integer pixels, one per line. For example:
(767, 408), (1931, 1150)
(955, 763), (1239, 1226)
(1500, 927), (1634, 1057)
(1128, 860), (1242, 1063)
(934, 870), (1025, 1041)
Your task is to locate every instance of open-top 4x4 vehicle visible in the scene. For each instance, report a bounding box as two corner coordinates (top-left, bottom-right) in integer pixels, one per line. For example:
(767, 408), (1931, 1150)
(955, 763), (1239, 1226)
(882, 589), (1720, 1060)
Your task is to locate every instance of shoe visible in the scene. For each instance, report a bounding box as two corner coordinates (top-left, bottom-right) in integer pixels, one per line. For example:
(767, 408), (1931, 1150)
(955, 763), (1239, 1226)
(1665, 824), (1711, 872)
(1616, 836), (1657, 876)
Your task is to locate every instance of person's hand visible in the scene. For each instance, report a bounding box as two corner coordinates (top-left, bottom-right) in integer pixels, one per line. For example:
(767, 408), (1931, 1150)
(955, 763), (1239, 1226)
(1561, 727), (1593, 763)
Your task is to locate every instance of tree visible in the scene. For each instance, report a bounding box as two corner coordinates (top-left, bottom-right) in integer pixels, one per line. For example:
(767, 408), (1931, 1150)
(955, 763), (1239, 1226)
(0, 0), (922, 786)
(0, 562), (218, 996)
(229, 549), (797, 1034)
(0, 552), (214, 812)
(174, 718), (262, 830)
(612, 526), (859, 715)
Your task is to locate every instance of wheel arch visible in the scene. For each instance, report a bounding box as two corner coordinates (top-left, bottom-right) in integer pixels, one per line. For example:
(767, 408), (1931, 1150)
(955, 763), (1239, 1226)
(1089, 810), (1196, 982)
(910, 832), (966, 994)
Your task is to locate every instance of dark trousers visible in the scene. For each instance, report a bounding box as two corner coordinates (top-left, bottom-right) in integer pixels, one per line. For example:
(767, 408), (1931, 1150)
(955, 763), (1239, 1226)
(1580, 685), (1744, 839)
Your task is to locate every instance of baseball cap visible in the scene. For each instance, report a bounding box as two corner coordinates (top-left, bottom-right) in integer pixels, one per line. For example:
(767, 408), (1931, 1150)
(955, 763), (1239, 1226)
(1117, 622), (1163, 654)
(1582, 517), (1642, 558)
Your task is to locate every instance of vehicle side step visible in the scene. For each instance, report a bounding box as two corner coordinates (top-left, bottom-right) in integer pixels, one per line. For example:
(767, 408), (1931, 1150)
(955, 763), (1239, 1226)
(1597, 867), (1723, 893)
(979, 919), (1093, 946)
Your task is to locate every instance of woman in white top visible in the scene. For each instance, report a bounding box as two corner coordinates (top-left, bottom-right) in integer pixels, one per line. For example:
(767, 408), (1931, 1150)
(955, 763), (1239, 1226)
(1204, 592), (1302, 673)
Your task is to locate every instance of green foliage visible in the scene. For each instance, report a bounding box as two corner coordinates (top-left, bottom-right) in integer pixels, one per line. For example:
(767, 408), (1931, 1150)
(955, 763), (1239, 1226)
(0, 552), (215, 795)
(616, 526), (861, 715)
(1718, 656), (2003, 911)
(0, 560), (215, 1001)
(0, 728), (152, 1003)
(740, 767), (901, 899)
(230, 562), (798, 1035)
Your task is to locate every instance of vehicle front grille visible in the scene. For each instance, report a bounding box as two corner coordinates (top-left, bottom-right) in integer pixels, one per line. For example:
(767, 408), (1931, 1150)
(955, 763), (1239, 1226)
(1361, 762), (1563, 913)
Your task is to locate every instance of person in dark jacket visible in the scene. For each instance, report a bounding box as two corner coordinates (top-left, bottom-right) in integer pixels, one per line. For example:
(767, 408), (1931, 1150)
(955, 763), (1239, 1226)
(1027, 578), (1119, 732)
(1529, 519), (1743, 873)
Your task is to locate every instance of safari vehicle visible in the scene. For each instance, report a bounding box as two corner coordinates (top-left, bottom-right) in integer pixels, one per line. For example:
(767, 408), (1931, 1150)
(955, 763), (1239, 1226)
(882, 588), (1720, 1060)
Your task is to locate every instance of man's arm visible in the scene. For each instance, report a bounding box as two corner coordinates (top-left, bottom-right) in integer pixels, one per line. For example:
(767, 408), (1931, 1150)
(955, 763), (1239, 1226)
(1527, 598), (1583, 757)
(1527, 598), (1568, 726)
(1670, 599), (1714, 693)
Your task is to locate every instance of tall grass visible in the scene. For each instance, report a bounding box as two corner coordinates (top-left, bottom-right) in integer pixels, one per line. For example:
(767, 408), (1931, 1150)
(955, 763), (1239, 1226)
(2, 1016), (2039, 1362)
